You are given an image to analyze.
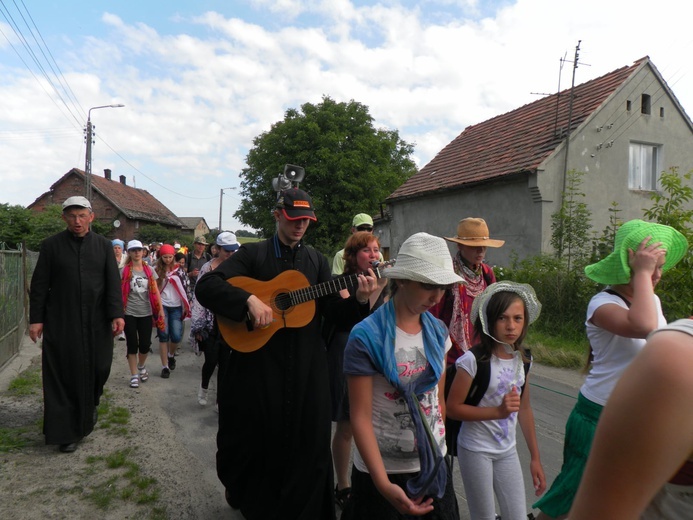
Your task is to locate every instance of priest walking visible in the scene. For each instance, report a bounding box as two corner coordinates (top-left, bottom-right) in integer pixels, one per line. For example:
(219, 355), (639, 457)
(29, 196), (124, 453)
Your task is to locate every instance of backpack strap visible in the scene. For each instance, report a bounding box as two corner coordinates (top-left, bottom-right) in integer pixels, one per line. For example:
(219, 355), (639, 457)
(464, 345), (491, 407)
(603, 288), (631, 308)
(464, 345), (531, 407)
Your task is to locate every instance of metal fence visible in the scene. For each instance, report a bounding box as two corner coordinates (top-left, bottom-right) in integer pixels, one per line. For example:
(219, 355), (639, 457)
(0, 243), (38, 370)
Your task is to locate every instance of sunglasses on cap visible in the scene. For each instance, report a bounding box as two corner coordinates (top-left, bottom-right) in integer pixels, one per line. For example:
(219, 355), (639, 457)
(356, 225), (373, 232)
(419, 282), (453, 291)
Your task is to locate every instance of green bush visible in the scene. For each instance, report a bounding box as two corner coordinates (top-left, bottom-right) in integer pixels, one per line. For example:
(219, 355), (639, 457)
(498, 254), (598, 342)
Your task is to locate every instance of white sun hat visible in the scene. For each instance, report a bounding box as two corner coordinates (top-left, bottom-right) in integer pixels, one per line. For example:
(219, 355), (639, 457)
(471, 281), (542, 337)
(383, 232), (464, 286)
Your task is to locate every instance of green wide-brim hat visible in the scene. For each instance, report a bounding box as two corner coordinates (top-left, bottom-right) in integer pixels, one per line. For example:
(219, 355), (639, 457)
(584, 219), (688, 285)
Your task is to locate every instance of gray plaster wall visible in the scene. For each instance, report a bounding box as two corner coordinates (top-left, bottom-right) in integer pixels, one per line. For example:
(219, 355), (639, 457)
(382, 63), (693, 268)
(537, 65), (693, 253)
(386, 177), (542, 268)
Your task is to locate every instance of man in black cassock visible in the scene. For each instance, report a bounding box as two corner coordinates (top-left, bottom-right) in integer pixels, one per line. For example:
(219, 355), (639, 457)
(196, 187), (378, 520)
(29, 196), (124, 453)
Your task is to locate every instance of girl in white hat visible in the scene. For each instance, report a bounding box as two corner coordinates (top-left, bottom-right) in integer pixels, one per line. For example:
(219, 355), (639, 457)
(344, 232), (461, 519)
(447, 281), (546, 520)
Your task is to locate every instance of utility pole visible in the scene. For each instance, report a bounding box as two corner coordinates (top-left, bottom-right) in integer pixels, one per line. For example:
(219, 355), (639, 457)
(218, 187), (236, 231)
(84, 104), (125, 202)
(561, 41), (581, 197)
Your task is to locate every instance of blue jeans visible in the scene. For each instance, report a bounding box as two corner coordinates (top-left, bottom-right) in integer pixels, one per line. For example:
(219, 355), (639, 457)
(159, 305), (183, 343)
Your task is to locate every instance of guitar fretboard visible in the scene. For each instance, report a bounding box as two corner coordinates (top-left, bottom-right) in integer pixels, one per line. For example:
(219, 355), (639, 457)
(277, 262), (392, 310)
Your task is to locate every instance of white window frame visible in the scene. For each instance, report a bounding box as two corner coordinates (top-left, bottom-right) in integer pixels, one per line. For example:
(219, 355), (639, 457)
(629, 142), (660, 191)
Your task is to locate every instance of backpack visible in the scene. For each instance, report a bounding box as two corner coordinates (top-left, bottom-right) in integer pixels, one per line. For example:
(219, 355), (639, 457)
(444, 344), (531, 455)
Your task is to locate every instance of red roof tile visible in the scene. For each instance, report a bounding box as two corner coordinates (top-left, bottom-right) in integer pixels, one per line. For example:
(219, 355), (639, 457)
(388, 57), (648, 201)
(87, 170), (183, 227)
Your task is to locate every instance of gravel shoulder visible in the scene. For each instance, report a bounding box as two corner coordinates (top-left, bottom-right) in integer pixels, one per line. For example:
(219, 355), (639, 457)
(0, 333), (234, 520)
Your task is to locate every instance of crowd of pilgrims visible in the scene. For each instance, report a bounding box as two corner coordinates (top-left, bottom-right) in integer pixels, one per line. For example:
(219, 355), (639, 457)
(32, 191), (691, 520)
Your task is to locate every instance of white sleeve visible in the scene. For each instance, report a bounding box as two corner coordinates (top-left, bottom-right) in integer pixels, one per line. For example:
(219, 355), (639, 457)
(455, 350), (477, 379)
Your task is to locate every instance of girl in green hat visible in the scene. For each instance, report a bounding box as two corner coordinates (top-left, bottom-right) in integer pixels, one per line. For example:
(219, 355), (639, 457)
(535, 220), (688, 520)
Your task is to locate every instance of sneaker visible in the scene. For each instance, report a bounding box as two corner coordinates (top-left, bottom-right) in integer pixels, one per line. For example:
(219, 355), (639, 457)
(168, 356), (176, 370)
(161, 367), (171, 379)
(138, 366), (149, 382)
(198, 386), (208, 406)
(129, 375), (140, 388)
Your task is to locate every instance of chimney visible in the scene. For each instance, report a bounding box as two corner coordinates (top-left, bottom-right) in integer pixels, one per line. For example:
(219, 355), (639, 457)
(119, 175), (126, 185)
(104, 168), (112, 180)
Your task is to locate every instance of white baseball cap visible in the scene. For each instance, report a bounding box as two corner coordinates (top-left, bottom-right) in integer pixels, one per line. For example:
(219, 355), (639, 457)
(62, 196), (92, 211)
(216, 231), (240, 252)
(127, 240), (144, 251)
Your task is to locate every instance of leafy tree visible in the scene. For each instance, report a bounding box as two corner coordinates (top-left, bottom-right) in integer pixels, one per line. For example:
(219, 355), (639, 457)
(234, 96), (417, 254)
(550, 170), (592, 271)
(643, 167), (693, 319)
(136, 225), (189, 247)
(0, 203), (32, 249)
(590, 201), (622, 262)
(235, 229), (259, 238)
(25, 205), (65, 251)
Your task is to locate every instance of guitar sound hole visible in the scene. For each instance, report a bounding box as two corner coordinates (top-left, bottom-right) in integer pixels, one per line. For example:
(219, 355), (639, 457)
(274, 293), (292, 312)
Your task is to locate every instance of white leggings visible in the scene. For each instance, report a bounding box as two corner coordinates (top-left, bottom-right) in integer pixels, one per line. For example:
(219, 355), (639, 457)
(458, 446), (527, 520)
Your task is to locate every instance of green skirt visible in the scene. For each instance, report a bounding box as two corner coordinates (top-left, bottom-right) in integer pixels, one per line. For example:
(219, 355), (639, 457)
(533, 392), (603, 517)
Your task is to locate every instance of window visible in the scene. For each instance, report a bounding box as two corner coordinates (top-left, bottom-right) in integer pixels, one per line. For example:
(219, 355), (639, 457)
(629, 142), (660, 190)
(641, 94), (651, 115)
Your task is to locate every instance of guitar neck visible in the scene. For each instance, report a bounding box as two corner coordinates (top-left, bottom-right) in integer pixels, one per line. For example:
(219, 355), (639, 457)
(290, 266), (386, 305)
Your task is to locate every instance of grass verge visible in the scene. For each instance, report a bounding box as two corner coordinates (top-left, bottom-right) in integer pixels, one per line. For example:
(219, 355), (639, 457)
(7, 363), (42, 395)
(528, 328), (588, 370)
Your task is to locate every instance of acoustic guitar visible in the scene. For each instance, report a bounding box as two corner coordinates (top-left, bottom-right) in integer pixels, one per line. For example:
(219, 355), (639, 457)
(216, 260), (394, 352)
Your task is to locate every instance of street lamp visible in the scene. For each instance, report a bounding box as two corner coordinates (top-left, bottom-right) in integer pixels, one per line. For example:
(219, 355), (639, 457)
(84, 104), (125, 201)
(219, 187), (237, 231)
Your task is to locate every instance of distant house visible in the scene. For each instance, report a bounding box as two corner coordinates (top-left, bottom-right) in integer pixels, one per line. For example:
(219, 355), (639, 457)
(28, 168), (184, 241)
(179, 217), (210, 240)
(380, 56), (693, 266)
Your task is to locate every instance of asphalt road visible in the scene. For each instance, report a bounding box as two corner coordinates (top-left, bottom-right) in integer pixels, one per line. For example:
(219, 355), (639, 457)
(2, 327), (583, 519)
(156, 324), (584, 520)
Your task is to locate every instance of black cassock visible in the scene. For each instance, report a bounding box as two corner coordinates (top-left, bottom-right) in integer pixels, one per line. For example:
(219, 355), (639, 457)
(196, 235), (368, 520)
(29, 230), (123, 445)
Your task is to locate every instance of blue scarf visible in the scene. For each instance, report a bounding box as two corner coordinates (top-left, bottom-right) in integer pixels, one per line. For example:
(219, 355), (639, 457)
(349, 299), (448, 499)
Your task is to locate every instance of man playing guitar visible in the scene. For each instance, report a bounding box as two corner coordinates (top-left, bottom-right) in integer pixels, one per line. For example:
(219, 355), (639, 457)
(195, 186), (377, 520)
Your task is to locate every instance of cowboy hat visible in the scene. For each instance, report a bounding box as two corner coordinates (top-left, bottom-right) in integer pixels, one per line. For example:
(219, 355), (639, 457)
(445, 218), (504, 248)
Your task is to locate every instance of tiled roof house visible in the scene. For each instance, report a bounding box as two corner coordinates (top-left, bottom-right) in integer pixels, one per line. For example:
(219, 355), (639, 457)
(29, 168), (184, 241)
(179, 217), (210, 239)
(380, 57), (693, 265)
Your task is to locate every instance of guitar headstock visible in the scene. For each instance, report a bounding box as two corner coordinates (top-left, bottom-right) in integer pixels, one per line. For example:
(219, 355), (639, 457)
(371, 259), (396, 279)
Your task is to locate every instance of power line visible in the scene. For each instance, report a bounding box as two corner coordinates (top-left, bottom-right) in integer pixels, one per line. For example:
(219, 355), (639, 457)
(94, 134), (219, 201)
(0, 0), (84, 127)
(16, 0), (86, 119)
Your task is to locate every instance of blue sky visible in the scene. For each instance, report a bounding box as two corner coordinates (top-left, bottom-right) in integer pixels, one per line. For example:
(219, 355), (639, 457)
(2, 0), (692, 235)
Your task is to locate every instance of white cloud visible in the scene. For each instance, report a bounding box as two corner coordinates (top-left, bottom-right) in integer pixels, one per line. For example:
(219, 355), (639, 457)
(2, 0), (693, 232)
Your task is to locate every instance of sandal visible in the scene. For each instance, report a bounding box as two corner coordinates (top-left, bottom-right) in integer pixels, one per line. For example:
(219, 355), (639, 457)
(334, 485), (351, 509)
(129, 375), (140, 388)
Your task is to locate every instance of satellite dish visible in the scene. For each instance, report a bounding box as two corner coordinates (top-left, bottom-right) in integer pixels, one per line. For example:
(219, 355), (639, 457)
(113, 220), (121, 228)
